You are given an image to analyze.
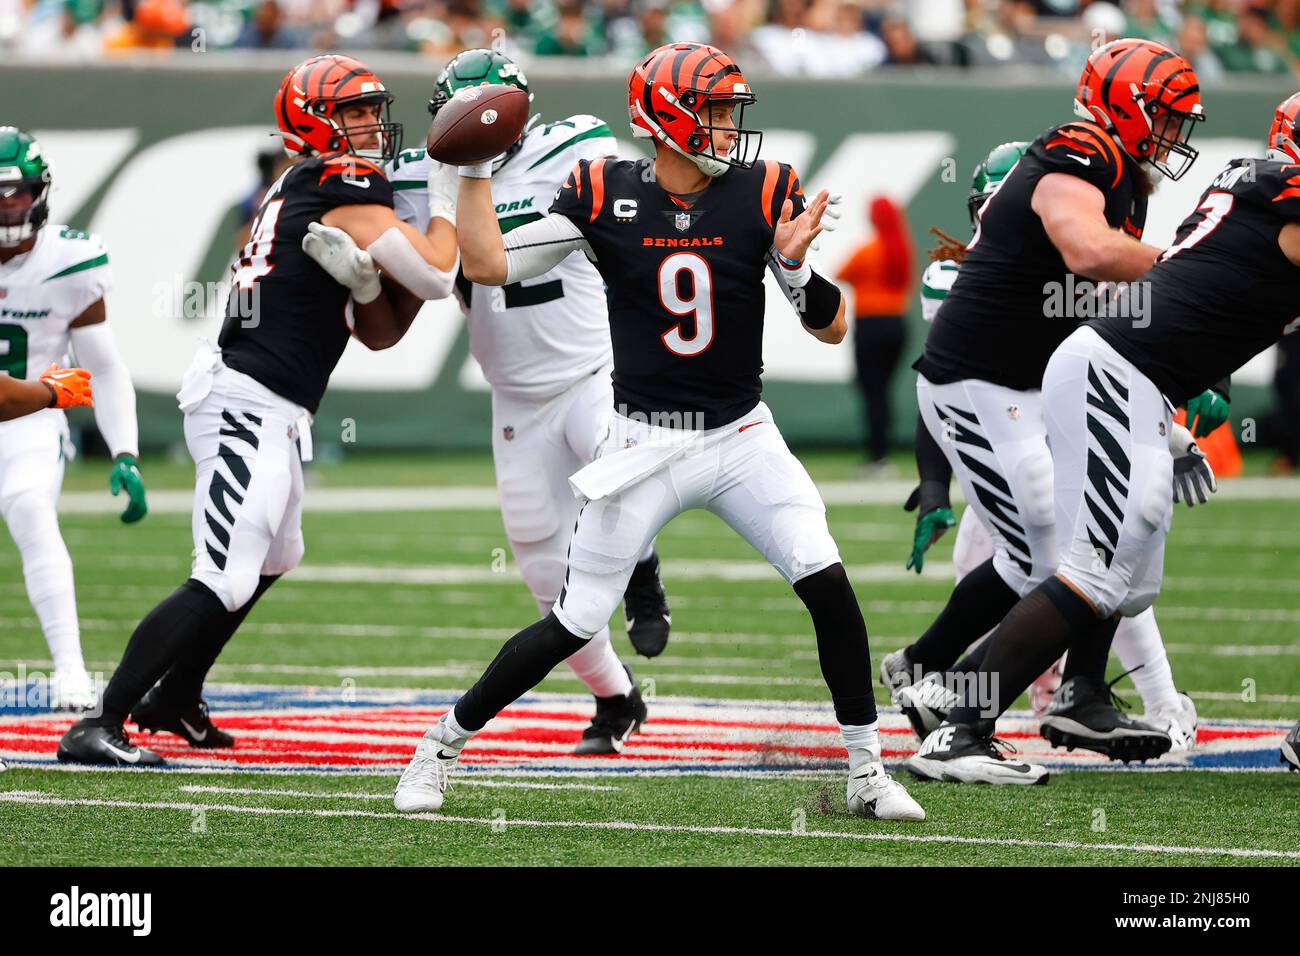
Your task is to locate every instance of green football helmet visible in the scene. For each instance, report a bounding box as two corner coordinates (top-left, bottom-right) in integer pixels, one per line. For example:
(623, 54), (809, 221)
(429, 49), (535, 168)
(0, 127), (52, 247)
(967, 140), (1029, 227)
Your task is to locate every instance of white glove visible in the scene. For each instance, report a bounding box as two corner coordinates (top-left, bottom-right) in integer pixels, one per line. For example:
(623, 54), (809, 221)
(810, 192), (843, 252)
(302, 222), (381, 304)
(1169, 422), (1217, 507)
(427, 159), (459, 227)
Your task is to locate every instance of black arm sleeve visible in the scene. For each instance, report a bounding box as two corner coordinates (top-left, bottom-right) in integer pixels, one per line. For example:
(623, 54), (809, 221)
(1211, 375), (1231, 402)
(910, 413), (953, 514)
(799, 268), (842, 329)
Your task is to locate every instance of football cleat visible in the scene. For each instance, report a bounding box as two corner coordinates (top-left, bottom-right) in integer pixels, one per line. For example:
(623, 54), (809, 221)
(847, 760), (926, 820)
(896, 672), (958, 739)
(1281, 719), (1300, 772)
(879, 647), (916, 696)
(0, 757), (7, 772)
(57, 721), (165, 767)
(132, 692), (234, 749)
(1029, 656), (1065, 718)
(575, 677), (647, 755)
(394, 720), (464, 813)
(906, 720), (1049, 785)
(49, 668), (98, 712)
(1144, 693), (1198, 754)
(623, 553), (672, 658)
(1039, 676), (1172, 762)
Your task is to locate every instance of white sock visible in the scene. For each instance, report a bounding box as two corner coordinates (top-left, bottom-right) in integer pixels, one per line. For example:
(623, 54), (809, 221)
(1113, 609), (1178, 711)
(566, 628), (633, 697)
(840, 721), (881, 771)
(7, 495), (84, 674)
(440, 708), (474, 748)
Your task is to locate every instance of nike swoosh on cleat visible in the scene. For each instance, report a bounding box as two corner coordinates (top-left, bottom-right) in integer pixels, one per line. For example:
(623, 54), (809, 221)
(102, 742), (142, 764)
(179, 718), (207, 742)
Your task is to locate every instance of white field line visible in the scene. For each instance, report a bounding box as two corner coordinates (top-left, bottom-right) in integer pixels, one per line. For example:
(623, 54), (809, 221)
(176, 782), (619, 796)
(2, 790), (1298, 860)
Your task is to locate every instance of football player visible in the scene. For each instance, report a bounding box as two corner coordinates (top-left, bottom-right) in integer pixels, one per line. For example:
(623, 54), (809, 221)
(57, 54), (458, 765)
(386, 49), (668, 753)
(892, 139), (1199, 753)
(896, 39), (1207, 781)
(909, 92), (1300, 785)
(1284, 719), (1299, 772)
(0, 126), (144, 712)
(389, 41), (925, 821)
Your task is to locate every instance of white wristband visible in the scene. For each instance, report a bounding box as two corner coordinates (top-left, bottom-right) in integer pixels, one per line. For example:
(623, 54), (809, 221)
(459, 160), (493, 180)
(779, 256), (812, 288)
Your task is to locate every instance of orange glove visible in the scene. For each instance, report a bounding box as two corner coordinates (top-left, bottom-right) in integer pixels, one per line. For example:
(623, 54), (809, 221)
(40, 364), (94, 409)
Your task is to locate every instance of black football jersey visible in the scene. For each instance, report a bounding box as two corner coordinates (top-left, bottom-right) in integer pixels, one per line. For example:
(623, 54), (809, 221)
(917, 121), (1149, 390)
(549, 156), (804, 428)
(1091, 158), (1300, 406)
(219, 153), (394, 413)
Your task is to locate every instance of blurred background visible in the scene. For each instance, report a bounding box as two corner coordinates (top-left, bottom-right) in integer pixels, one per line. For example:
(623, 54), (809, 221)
(1, 0), (1298, 474)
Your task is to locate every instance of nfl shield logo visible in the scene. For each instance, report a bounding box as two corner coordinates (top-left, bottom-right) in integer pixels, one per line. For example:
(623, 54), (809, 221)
(674, 212), (691, 232)
(503, 425), (514, 441)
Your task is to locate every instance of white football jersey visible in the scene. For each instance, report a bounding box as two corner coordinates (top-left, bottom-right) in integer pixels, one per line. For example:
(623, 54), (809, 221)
(0, 225), (112, 381)
(919, 258), (959, 323)
(388, 114), (616, 398)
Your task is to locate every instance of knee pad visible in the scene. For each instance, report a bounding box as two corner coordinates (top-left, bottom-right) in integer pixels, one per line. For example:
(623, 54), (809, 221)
(1012, 446), (1056, 529)
(3, 489), (62, 550)
(552, 571), (625, 641)
(513, 545), (567, 613)
(192, 566), (260, 614)
(263, 532), (304, 578)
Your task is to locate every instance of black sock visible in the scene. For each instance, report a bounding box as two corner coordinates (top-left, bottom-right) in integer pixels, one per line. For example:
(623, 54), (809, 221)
(1062, 615), (1121, 684)
(96, 580), (228, 726)
(154, 574), (280, 707)
(946, 576), (1098, 725)
(455, 612), (587, 731)
(793, 564), (877, 726)
(907, 558), (1019, 674)
(949, 639), (989, 676)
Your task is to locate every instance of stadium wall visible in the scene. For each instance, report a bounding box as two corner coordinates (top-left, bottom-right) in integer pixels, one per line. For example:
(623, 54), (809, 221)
(2, 61), (1290, 453)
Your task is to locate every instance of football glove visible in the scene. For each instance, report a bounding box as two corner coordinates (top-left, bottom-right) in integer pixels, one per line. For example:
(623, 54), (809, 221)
(109, 453), (148, 524)
(427, 159), (458, 227)
(903, 479), (956, 573)
(1183, 388), (1229, 439)
(302, 222), (381, 304)
(40, 364), (93, 409)
(1170, 423), (1217, 507)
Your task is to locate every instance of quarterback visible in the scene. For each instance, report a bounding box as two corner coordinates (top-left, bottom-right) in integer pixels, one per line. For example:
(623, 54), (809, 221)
(385, 49), (670, 753)
(390, 41), (925, 821)
(58, 54), (458, 765)
(0, 126), (145, 712)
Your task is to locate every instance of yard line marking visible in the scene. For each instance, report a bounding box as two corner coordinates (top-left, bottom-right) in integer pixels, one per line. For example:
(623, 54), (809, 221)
(2, 791), (1298, 860)
(177, 781), (620, 796)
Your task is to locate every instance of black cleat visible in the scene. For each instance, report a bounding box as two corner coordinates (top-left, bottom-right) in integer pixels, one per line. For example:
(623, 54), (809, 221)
(575, 676), (648, 755)
(623, 553), (671, 658)
(1040, 675), (1172, 763)
(132, 692), (234, 749)
(905, 719), (1049, 785)
(57, 720), (165, 767)
(1282, 719), (1300, 772)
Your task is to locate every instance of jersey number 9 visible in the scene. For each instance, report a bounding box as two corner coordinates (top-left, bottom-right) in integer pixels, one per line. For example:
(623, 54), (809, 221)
(659, 252), (714, 357)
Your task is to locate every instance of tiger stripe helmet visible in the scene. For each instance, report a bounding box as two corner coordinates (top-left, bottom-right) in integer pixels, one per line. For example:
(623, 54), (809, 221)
(628, 41), (761, 178)
(1073, 38), (1203, 181)
(1267, 92), (1300, 164)
(274, 54), (402, 163)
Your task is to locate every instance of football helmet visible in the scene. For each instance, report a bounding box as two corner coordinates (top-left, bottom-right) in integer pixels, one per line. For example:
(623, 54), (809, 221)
(1074, 38), (1203, 181)
(429, 48), (535, 170)
(968, 140), (1029, 226)
(1267, 91), (1300, 164)
(274, 54), (402, 163)
(628, 41), (760, 178)
(0, 127), (52, 247)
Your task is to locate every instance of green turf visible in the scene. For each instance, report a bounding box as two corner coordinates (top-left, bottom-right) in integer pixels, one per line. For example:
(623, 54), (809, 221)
(2, 451), (1298, 865)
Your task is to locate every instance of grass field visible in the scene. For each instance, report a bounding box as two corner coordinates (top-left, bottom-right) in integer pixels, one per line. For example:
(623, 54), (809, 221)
(1, 451), (1298, 866)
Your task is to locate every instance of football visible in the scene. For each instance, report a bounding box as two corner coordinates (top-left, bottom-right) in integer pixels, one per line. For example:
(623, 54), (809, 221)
(425, 84), (530, 165)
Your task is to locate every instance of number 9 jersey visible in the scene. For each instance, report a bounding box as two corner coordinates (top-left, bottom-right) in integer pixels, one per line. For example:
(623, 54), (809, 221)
(550, 155), (804, 429)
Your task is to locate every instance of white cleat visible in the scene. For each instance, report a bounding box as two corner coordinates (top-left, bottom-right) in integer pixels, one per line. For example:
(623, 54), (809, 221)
(0, 757), (7, 772)
(847, 760), (926, 821)
(906, 721), (1049, 786)
(879, 648), (916, 696)
(394, 721), (464, 813)
(896, 672), (958, 739)
(50, 669), (98, 713)
(1145, 693), (1198, 754)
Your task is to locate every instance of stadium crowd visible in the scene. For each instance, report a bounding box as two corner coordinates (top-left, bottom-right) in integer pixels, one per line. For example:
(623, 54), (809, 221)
(2, 0), (1300, 80)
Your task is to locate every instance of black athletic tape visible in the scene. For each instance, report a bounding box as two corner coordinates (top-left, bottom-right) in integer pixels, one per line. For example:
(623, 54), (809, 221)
(798, 269), (841, 330)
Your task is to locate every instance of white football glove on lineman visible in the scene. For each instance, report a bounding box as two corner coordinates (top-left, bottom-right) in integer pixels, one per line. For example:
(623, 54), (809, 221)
(427, 159), (459, 227)
(302, 222), (381, 304)
(1169, 421), (1217, 507)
